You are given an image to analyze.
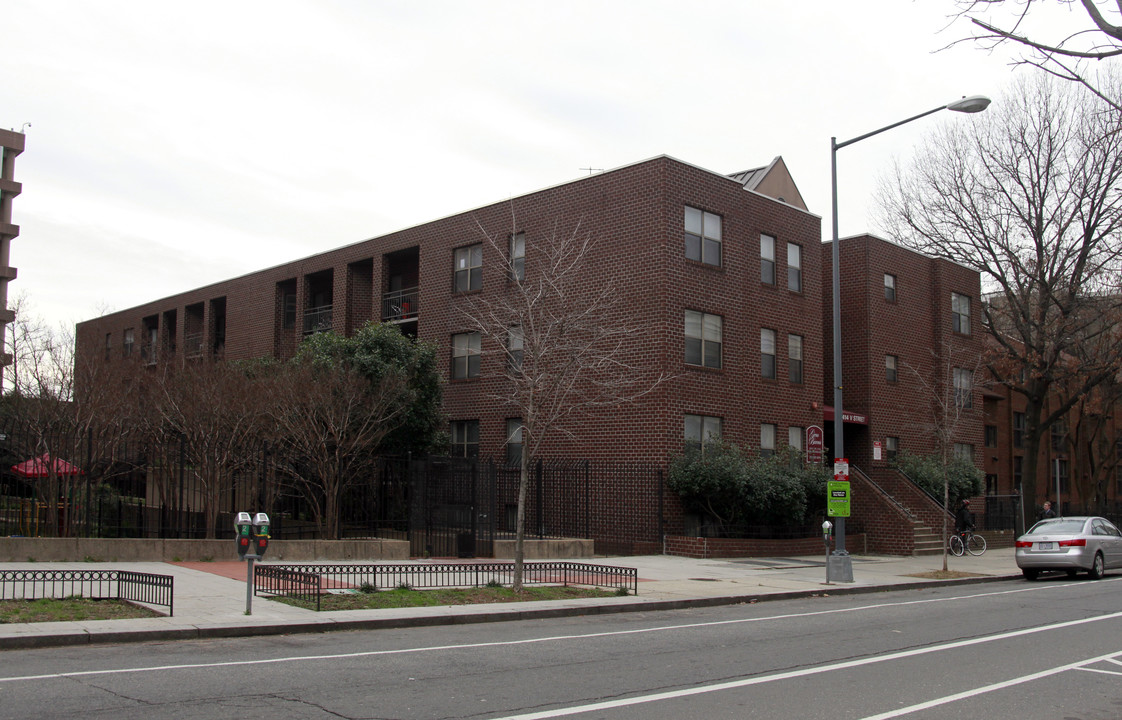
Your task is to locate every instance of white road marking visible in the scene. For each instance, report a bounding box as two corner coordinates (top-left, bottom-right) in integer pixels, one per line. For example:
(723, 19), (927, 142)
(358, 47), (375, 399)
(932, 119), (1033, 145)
(487, 615), (1122, 720)
(0, 578), (1117, 686)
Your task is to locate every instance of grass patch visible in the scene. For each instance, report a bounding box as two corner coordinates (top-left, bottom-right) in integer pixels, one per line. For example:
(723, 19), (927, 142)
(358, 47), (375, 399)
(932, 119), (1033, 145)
(0, 597), (163, 624)
(274, 585), (623, 611)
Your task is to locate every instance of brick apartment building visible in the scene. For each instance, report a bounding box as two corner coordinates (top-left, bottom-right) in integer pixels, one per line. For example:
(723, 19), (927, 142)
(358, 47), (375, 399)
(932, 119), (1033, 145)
(0, 129), (24, 373)
(73, 152), (1023, 552)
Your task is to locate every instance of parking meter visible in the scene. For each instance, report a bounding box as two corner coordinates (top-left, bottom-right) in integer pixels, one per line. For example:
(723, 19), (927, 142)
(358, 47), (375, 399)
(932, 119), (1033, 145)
(235, 511), (253, 559)
(822, 520), (833, 547)
(252, 512), (270, 558)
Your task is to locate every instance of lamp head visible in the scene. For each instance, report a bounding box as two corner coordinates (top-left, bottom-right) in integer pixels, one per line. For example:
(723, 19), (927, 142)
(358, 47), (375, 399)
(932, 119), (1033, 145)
(946, 95), (991, 114)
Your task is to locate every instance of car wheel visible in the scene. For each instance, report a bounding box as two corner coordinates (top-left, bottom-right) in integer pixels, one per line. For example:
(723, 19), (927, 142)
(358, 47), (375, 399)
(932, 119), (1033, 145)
(1088, 552), (1105, 580)
(1022, 568), (1038, 581)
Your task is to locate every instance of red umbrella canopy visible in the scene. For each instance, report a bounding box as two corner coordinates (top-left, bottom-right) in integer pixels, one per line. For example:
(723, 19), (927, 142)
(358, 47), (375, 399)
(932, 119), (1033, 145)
(11, 453), (84, 478)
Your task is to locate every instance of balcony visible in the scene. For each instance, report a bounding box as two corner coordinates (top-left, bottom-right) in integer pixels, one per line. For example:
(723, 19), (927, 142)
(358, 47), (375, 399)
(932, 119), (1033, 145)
(304, 305), (333, 335)
(382, 288), (419, 323)
(184, 332), (204, 358)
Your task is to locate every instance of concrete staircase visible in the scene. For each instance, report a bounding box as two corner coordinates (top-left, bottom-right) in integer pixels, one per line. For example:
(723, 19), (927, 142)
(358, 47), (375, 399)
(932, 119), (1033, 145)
(912, 521), (946, 556)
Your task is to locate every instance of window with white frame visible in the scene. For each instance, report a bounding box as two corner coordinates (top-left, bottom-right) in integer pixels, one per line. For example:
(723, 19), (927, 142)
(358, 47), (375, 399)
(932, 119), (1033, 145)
(760, 423), (777, 458)
(507, 325), (523, 371)
(684, 206), (722, 266)
(684, 414), (721, 453)
(952, 292), (971, 334)
(954, 443), (974, 462)
(454, 244), (482, 293)
(123, 328), (134, 356)
(505, 418), (523, 465)
(451, 332), (481, 379)
(788, 333), (803, 384)
(761, 234), (776, 284)
(685, 310), (722, 369)
(510, 232), (525, 281)
(761, 328), (776, 379)
(450, 420), (480, 458)
(954, 367), (973, 408)
(788, 426), (804, 452)
(886, 354), (898, 382)
(787, 243), (802, 292)
(885, 273), (897, 301)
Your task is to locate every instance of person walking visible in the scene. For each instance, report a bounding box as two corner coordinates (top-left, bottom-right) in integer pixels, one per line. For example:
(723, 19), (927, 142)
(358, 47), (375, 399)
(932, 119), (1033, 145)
(1041, 501), (1056, 520)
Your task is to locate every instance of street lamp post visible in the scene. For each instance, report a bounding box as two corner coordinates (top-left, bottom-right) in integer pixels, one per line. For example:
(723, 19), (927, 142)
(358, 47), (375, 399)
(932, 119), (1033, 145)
(829, 95), (990, 582)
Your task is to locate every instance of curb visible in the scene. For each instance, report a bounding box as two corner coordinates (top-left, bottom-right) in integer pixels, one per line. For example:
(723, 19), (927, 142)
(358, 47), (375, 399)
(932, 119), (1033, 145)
(0, 573), (1023, 651)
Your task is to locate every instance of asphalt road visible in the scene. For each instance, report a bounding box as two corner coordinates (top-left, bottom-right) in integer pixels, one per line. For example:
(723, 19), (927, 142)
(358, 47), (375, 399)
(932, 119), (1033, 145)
(2, 575), (1121, 720)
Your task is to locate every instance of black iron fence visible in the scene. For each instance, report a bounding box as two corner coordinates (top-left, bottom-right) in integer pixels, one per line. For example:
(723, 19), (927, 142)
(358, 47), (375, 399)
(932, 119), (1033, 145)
(0, 569), (174, 615)
(255, 561), (638, 611)
(0, 419), (669, 555)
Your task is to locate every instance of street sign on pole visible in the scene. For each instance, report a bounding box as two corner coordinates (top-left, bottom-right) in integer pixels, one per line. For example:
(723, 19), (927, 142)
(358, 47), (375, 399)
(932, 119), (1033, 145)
(828, 480), (851, 517)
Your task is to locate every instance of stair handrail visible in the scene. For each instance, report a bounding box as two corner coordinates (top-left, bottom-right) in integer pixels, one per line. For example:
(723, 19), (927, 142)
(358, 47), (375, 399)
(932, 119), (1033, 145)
(850, 465), (916, 520)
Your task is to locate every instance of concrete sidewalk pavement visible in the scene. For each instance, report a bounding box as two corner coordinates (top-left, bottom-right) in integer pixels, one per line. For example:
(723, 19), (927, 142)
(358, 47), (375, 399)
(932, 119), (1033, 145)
(0, 549), (1022, 650)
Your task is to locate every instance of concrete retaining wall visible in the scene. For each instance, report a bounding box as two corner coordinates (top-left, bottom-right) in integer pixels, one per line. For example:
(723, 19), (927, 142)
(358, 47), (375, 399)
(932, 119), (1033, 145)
(491, 538), (594, 559)
(0, 537), (411, 563)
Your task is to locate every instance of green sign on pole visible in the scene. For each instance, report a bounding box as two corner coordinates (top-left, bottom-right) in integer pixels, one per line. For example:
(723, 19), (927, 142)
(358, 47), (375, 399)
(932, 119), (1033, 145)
(827, 480), (851, 517)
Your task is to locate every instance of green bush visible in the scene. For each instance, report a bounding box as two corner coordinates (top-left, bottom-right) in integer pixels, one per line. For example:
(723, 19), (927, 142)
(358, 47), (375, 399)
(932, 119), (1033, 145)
(668, 443), (830, 533)
(892, 450), (984, 506)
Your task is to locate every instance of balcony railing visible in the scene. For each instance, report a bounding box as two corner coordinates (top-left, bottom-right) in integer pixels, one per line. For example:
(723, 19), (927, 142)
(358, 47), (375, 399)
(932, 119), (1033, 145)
(183, 332), (204, 358)
(304, 305), (333, 335)
(382, 287), (419, 322)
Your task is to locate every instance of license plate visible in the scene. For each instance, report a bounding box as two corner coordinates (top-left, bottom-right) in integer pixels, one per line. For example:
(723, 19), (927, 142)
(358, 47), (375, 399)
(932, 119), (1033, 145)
(1037, 542), (1053, 550)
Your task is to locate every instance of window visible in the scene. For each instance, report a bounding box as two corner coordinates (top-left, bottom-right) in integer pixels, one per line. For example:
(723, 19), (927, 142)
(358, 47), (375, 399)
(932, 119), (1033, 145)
(1053, 457), (1069, 493)
(1013, 456), (1023, 489)
(509, 232), (525, 281)
(454, 244), (482, 293)
(1051, 419), (1067, 453)
(884, 273), (897, 302)
(505, 419), (523, 465)
(986, 473), (998, 495)
(450, 420), (479, 458)
(1013, 412), (1025, 448)
(788, 426), (804, 452)
(685, 207), (721, 266)
(684, 414), (721, 454)
(788, 334), (803, 384)
(954, 443), (974, 462)
(761, 328), (776, 379)
(451, 332), (481, 379)
(985, 425), (998, 448)
(886, 436), (899, 462)
(885, 354), (898, 383)
(104, 333), (112, 361)
(787, 243), (802, 292)
(123, 328), (134, 357)
(952, 292), (971, 334)
(507, 326), (524, 371)
(954, 367), (973, 408)
(761, 234), (775, 284)
(760, 423), (776, 458)
(685, 310), (722, 369)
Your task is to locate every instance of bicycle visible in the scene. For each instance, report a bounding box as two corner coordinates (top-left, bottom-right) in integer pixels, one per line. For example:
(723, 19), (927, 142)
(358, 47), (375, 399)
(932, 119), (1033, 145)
(948, 529), (987, 556)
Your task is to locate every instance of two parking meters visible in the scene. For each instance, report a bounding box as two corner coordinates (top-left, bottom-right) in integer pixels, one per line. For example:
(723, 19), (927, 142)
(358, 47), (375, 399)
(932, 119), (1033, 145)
(235, 511), (270, 560)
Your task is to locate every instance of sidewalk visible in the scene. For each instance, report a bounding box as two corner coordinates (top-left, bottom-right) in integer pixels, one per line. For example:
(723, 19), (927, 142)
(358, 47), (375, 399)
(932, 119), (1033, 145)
(0, 549), (1021, 650)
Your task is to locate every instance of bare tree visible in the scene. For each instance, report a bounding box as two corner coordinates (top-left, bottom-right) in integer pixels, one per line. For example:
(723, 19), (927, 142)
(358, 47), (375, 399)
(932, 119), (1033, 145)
(265, 358), (410, 540)
(878, 74), (1122, 520)
(900, 345), (988, 571)
(951, 0), (1122, 112)
(461, 214), (666, 589)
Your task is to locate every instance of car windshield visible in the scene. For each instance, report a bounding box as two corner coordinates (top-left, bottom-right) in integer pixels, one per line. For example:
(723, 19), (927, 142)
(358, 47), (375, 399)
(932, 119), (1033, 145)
(1027, 519), (1085, 535)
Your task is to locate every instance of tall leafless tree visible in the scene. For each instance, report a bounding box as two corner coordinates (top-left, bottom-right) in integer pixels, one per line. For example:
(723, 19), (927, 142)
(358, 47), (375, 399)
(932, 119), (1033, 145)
(878, 74), (1122, 521)
(461, 214), (667, 589)
(952, 0), (1122, 112)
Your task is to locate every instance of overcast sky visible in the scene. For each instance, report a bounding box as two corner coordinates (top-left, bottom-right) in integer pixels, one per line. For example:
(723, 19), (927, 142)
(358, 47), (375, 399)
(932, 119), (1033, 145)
(3, 1), (1086, 332)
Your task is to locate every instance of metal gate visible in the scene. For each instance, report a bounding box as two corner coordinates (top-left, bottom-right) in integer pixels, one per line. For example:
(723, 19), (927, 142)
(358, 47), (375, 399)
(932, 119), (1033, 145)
(409, 456), (494, 558)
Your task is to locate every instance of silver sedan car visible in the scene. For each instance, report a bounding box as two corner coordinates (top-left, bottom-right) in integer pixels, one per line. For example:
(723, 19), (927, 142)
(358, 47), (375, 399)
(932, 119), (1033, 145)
(1015, 516), (1122, 580)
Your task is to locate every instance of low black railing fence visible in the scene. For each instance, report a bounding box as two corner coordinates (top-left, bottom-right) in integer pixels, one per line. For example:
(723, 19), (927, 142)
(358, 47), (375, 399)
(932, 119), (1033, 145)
(255, 561), (638, 611)
(0, 569), (174, 616)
